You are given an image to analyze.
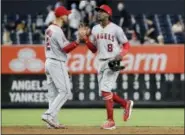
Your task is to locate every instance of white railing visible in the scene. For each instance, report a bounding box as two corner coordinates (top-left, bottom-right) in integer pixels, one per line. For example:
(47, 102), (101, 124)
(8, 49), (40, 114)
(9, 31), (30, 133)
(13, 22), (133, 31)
(166, 14), (177, 43)
(154, 14), (162, 35)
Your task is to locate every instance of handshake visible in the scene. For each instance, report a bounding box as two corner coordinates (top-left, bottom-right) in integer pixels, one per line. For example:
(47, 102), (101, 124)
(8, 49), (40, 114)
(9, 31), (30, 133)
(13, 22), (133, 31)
(76, 23), (90, 43)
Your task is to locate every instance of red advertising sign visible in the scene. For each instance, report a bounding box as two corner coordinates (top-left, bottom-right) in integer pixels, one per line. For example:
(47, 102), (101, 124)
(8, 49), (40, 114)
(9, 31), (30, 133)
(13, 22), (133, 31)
(1, 45), (184, 74)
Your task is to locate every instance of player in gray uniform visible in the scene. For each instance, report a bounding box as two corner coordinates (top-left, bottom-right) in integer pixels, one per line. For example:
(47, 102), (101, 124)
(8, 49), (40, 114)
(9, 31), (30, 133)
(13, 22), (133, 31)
(81, 5), (134, 130)
(41, 6), (86, 129)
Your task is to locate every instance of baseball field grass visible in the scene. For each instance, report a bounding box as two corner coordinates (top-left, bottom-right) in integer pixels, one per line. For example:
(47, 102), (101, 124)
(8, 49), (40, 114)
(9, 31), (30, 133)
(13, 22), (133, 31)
(2, 108), (184, 134)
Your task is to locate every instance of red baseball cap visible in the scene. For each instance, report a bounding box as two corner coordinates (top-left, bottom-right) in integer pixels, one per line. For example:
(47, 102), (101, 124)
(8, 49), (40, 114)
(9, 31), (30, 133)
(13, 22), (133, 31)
(95, 5), (112, 16)
(55, 6), (71, 17)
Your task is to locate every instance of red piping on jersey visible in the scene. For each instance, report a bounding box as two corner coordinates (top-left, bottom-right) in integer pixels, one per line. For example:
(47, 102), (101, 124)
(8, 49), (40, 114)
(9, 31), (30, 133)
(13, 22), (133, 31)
(84, 37), (97, 53)
(61, 42), (78, 53)
(120, 42), (130, 56)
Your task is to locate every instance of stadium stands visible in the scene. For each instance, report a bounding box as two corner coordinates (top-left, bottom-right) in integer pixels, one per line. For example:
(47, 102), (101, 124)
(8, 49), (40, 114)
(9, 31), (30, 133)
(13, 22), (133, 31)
(1, 13), (184, 44)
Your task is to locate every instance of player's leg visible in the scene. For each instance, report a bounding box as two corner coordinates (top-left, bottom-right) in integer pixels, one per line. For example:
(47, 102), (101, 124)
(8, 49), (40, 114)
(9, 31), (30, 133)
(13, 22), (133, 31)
(112, 92), (134, 121)
(51, 62), (71, 116)
(45, 61), (70, 116)
(42, 91), (68, 129)
(111, 73), (134, 121)
(47, 74), (58, 116)
(98, 69), (116, 130)
(42, 60), (70, 128)
(46, 76), (65, 128)
(110, 72), (127, 107)
(43, 61), (61, 128)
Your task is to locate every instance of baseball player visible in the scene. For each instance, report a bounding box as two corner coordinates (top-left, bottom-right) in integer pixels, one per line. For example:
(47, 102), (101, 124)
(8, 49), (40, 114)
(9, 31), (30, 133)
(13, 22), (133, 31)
(82, 5), (134, 130)
(41, 6), (85, 129)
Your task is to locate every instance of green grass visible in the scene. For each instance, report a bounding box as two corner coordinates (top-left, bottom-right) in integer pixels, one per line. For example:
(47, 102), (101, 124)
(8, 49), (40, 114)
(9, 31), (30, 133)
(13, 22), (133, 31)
(2, 108), (184, 127)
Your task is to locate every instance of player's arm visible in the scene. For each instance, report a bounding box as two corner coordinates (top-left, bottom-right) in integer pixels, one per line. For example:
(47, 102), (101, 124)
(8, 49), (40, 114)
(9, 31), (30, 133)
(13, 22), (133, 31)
(61, 26), (92, 53)
(84, 36), (97, 53)
(120, 42), (130, 56)
(55, 31), (79, 53)
(61, 40), (79, 53)
(116, 27), (131, 58)
(83, 27), (97, 53)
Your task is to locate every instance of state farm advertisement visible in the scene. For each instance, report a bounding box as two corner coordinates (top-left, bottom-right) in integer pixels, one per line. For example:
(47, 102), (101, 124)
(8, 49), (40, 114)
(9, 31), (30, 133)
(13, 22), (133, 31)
(2, 45), (184, 74)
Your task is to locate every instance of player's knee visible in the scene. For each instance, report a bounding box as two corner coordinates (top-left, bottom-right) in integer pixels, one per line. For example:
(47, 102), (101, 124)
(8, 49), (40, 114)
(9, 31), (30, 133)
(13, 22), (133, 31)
(48, 93), (56, 100)
(48, 90), (58, 99)
(101, 91), (113, 100)
(58, 89), (68, 94)
(100, 81), (113, 91)
(58, 89), (71, 98)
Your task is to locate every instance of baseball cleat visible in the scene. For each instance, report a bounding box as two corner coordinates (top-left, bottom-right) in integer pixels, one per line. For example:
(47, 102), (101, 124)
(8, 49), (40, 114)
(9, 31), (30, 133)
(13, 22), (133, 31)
(101, 119), (116, 130)
(123, 100), (134, 121)
(47, 123), (53, 129)
(47, 123), (66, 129)
(42, 114), (66, 129)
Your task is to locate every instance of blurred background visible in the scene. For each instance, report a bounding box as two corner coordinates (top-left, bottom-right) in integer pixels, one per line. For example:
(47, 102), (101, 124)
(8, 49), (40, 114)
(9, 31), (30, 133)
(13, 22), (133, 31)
(1, 0), (184, 128)
(1, 0), (185, 45)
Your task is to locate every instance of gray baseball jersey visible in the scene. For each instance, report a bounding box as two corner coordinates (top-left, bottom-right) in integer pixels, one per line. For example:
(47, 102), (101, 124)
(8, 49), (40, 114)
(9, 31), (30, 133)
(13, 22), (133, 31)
(45, 24), (70, 62)
(90, 22), (128, 95)
(90, 22), (128, 59)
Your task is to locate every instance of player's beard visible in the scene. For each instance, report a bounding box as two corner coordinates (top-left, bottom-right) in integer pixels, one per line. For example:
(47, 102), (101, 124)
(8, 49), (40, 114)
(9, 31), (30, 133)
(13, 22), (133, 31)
(61, 16), (68, 25)
(98, 17), (109, 25)
(97, 16), (105, 22)
(97, 13), (109, 23)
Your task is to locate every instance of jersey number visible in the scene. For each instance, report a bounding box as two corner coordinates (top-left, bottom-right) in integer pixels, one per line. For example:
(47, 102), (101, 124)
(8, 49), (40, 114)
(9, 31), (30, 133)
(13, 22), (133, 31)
(107, 44), (113, 52)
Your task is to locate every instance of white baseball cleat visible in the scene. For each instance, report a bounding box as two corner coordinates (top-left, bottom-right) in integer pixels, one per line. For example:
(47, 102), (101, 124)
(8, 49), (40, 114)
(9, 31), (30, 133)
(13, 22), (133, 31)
(101, 119), (116, 130)
(47, 123), (66, 129)
(124, 100), (134, 121)
(41, 114), (66, 129)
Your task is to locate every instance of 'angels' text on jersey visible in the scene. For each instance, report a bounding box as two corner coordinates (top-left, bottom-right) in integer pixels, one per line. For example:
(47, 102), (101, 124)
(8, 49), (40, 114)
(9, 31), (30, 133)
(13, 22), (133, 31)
(96, 33), (115, 42)
(90, 22), (128, 59)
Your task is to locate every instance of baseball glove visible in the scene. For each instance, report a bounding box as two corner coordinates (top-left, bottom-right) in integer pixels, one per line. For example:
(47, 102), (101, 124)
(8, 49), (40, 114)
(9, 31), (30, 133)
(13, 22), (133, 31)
(108, 59), (125, 72)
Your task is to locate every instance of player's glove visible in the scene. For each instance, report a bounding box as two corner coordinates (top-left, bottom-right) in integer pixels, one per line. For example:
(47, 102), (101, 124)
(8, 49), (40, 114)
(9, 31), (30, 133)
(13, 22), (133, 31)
(108, 58), (125, 72)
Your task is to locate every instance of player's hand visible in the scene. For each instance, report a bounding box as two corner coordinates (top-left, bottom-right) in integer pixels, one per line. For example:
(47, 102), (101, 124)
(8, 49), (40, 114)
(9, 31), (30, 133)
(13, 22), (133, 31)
(78, 23), (90, 40)
(115, 54), (123, 61)
(78, 27), (87, 40)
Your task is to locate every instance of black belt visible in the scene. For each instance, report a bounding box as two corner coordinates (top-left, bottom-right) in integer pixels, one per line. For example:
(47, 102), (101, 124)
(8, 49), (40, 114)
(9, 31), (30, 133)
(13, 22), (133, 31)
(99, 58), (110, 61)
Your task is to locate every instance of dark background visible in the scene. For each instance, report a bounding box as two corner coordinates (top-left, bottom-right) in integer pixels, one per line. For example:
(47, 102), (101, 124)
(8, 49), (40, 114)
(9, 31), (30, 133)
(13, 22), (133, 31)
(1, 0), (184, 15)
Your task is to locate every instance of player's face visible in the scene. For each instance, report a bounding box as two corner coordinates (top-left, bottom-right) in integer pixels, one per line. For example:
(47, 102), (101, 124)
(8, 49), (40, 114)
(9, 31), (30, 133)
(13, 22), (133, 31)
(61, 15), (68, 24)
(97, 10), (109, 21)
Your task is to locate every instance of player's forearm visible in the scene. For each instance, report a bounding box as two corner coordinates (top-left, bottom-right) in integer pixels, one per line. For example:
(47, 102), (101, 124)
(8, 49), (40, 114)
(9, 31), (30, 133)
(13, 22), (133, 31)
(120, 42), (130, 56)
(61, 41), (79, 53)
(84, 37), (97, 53)
(146, 28), (154, 36)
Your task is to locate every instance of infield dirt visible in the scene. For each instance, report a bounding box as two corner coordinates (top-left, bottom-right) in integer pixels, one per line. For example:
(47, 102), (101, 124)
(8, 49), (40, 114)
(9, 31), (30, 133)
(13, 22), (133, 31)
(2, 126), (184, 134)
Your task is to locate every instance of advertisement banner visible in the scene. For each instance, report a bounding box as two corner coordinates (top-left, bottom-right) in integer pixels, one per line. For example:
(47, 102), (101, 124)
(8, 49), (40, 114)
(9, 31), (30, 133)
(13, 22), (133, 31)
(2, 45), (184, 74)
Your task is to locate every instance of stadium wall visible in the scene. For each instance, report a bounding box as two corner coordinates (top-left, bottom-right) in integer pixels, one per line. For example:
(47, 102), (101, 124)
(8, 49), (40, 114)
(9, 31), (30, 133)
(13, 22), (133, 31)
(1, 45), (184, 108)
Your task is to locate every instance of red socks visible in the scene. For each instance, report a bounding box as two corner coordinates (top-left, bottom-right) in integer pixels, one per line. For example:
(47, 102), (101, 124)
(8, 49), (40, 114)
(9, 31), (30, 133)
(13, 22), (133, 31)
(102, 91), (114, 121)
(113, 93), (127, 108)
(102, 91), (128, 121)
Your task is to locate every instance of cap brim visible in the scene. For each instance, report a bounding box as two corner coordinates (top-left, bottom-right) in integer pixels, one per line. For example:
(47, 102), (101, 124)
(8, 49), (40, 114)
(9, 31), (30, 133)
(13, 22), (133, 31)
(95, 7), (100, 11)
(95, 7), (102, 11)
(95, 7), (107, 13)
